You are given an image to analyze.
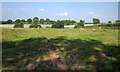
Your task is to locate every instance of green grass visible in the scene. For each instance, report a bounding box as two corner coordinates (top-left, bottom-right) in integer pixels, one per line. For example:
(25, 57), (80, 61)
(2, 28), (120, 71)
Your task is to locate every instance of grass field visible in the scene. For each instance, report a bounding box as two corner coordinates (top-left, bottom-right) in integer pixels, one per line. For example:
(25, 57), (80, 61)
(2, 28), (120, 71)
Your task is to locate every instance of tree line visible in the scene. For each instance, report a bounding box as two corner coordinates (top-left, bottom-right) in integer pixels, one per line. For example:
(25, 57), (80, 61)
(1, 17), (120, 28)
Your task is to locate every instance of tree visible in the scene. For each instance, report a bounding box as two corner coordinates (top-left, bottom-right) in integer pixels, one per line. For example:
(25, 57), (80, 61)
(33, 17), (39, 24)
(93, 18), (100, 24)
(27, 18), (32, 24)
(1, 21), (7, 24)
(74, 20), (85, 28)
(50, 20), (56, 24)
(40, 18), (44, 24)
(71, 20), (76, 25)
(79, 20), (85, 27)
(7, 19), (12, 24)
(14, 22), (24, 28)
(29, 24), (42, 28)
(21, 19), (26, 23)
(46, 18), (50, 24)
(108, 21), (112, 24)
(65, 20), (71, 25)
(15, 19), (20, 24)
(115, 20), (120, 23)
(29, 17), (42, 28)
(52, 20), (64, 28)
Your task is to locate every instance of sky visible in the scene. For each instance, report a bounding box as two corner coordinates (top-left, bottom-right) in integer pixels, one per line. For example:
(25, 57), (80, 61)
(1, 0), (120, 2)
(2, 2), (118, 22)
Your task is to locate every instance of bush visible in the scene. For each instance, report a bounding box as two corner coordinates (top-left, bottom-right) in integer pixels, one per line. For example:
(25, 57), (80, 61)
(101, 22), (120, 29)
(14, 22), (24, 28)
(29, 24), (42, 28)
(52, 24), (64, 28)
(51, 20), (64, 28)
(74, 24), (81, 28)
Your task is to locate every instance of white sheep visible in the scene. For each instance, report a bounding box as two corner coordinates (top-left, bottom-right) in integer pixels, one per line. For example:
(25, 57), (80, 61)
(92, 28), (97, 32)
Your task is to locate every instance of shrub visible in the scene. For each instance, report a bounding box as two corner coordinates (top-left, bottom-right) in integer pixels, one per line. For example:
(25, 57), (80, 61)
(74, 24), (81, 28)
(29, 24), (42, 28)
(52, 24), (64, 28)
(51, 20), (64, 28)
(14, 22), (24, 28)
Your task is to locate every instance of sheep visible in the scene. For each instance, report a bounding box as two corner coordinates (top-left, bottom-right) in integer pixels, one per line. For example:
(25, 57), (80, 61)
(80, 28), (85, 31)
(92, 28), (97, 32)
(99, 27), (102, 29)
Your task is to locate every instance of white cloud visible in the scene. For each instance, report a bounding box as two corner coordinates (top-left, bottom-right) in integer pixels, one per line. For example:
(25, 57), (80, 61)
(88, 12), (95, 15)
(21, 8), (27, 11)
(56, 12), (68, 16)
(3, 8), (11, 11)
(39, 8), (45, 11)
(87, 12), (110, 19)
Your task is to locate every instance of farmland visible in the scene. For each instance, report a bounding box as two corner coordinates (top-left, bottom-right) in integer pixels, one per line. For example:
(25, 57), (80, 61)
(2, 28), (120, 71)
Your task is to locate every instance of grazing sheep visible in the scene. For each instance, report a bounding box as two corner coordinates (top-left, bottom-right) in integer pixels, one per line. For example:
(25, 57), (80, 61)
(80, 28), (85, 31)
(92, 28), (97, 32)
(10, 28), (14, 30)
(99, 27), (102, 29)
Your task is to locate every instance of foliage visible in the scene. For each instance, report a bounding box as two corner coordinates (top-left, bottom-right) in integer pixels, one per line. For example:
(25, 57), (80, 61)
(60, 20), (76, 25)
(74, 24), (81, 28)
(29, 24), (42, 28)
(46, 18), (50, 24)
(1, 19), (12, 24)
(29, 17), (41, 28)
(101, 22), (120, 29)
(40, 18), (44, 24)
(33, 17), (39, 24)
(74, 20), (84, 28)
(7, 19), (12, 24)
(108, 21), (112, 24)
(51, 20), (64, 28)
(1, 21), (8, 24)
(115, 20), (120, 23)
(27, 18), (32, 24)
(93, 18), (100, 24)
(50, 20), (56, 24)
(15, 19), (21, 24)
(21, 19), (26, 23)
(13, 22), (24, 28)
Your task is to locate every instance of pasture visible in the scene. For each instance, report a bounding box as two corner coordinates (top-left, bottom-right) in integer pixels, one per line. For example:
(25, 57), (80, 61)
(2, 28), (120, 71)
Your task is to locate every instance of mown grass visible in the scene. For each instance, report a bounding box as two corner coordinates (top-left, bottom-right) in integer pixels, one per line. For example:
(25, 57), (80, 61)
(2, 28), (120, 71)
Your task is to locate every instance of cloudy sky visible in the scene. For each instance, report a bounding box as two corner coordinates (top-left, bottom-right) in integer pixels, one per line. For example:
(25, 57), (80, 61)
(2, 2), (118, 22)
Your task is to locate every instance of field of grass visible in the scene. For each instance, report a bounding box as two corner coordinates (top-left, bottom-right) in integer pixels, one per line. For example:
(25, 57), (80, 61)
(2, 28), (120, 71)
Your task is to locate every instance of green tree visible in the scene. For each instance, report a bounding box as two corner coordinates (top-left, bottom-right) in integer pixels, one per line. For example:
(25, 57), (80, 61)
(27, 18), (32, 24)
(50, 20), (56, 24)
(46, 18), (50, 24)
(14, 22), (24, 28)
(66, 20), (71, 25)
(52, 20), (64, 28)
(7, 19), (12, 24)
(21, 19), (26, 23)
(40, 18), (44, 24)
(115, 20), (120, 23)
(29, 17), (42, 28)
(29, 24), (42, 28)
(15, 19), (20, 24)
(71, 20), (76, 25)
(74, 20), (85, 28)
(93, 18), (100, 24)
(108, 21), (112, 24)
(79, 20), (85, 27)
(33, 17), (39, 24)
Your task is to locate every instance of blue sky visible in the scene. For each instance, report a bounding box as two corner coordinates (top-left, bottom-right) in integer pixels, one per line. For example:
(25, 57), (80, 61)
(2, 2), (118, 22)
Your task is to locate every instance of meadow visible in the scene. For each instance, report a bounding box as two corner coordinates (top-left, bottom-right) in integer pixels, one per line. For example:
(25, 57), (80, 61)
(2, 28), (120, 71)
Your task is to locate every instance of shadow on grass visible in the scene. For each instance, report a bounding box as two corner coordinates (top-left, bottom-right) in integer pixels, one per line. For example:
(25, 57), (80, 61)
(2, 36), (120, 71)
